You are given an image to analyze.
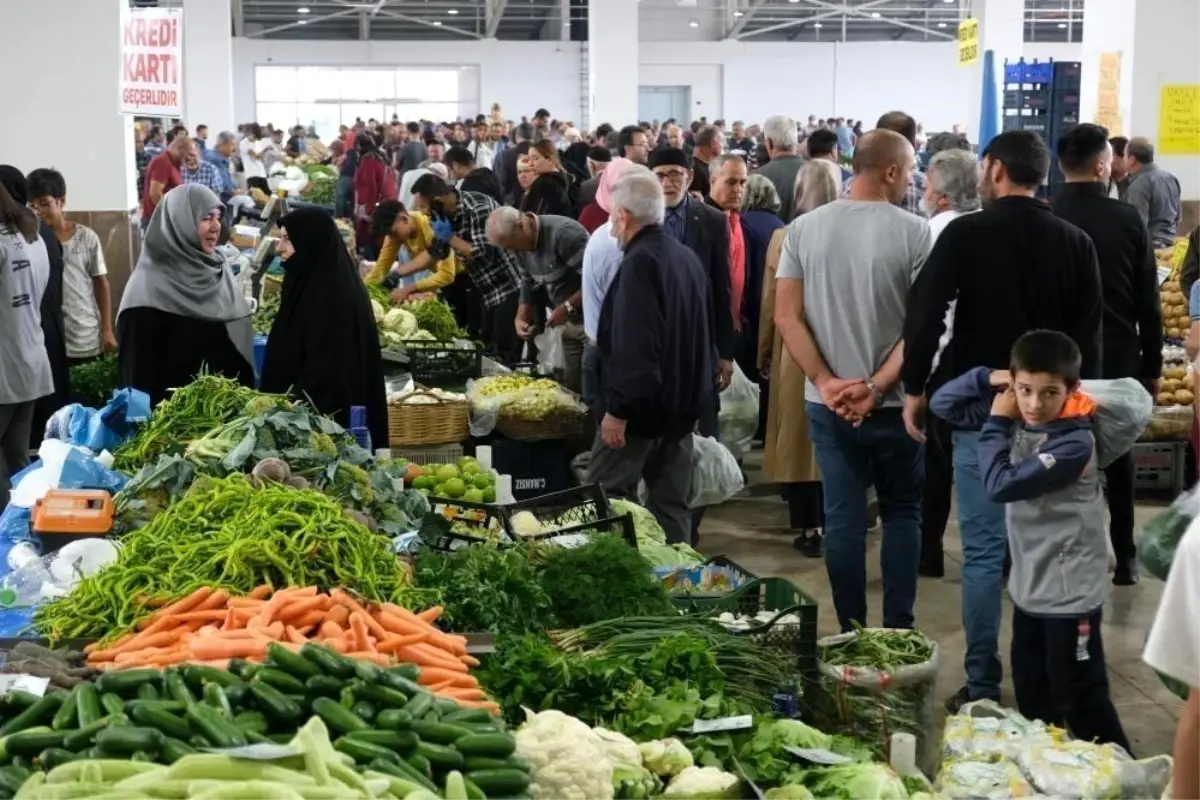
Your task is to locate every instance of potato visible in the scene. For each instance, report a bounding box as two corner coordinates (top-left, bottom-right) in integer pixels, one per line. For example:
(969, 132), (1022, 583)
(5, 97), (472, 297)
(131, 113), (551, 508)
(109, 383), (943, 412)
(1175, 389), (1194, 405)
(1157, 392), (1176, 406)
(1164, 280), (1180, 292)
(1168, 328), (1181, 339)
(1164, 378), (1181, 392)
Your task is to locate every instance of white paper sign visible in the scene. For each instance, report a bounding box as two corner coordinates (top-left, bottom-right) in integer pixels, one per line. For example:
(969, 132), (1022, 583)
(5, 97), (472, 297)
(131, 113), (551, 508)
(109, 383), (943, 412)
(0, 674), (51, 697)
(690, 714), (754, 734)
(784, 745), (852, 765)
(120, 7), (184, 116)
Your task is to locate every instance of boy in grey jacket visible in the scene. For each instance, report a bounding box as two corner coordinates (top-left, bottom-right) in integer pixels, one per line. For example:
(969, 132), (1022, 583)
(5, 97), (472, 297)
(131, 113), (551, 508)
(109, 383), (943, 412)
(931, 330), (1132, 753)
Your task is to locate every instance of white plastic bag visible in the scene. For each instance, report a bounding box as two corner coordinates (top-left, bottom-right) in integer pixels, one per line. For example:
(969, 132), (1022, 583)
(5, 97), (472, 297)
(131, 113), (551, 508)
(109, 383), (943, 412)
(687, 435), (744, 509)
(717, 363), (760, 461)
(534, 325), (567, 375)
(1079, 378), (1153, 468)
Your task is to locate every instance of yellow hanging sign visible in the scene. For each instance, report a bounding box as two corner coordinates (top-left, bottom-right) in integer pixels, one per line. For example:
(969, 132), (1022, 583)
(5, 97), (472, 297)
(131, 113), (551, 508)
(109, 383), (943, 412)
(957, 18), (979, 67)
(1158, 85), (1200, 155)
(1095, 52), (1122, 135)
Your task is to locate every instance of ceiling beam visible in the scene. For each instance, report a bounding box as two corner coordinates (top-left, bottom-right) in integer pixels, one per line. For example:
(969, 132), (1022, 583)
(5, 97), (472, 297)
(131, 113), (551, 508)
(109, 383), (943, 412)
(736, 0), (893, 39)
(725, 0), (768, 39)
(375, 8), (483, 38)
(246, 7), (358, 37)
(485, 0), (508, 38)
(359, 10), (370, 38)
(801, 0), (954, 38)
(231, 0), (245, 37)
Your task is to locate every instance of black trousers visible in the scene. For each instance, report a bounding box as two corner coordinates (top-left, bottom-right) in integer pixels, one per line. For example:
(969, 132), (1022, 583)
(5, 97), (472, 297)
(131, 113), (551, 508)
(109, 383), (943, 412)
(1011, 606), (1133, 754)
(921, 417), (953, 567)
(1102, 451), (1136, 562)
(783, 482), (824, 530)
(481, 294), (522, 365)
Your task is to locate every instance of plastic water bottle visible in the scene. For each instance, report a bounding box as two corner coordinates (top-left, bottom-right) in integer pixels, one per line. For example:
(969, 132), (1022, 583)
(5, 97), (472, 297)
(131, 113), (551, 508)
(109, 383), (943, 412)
(0, 544), (56, 608)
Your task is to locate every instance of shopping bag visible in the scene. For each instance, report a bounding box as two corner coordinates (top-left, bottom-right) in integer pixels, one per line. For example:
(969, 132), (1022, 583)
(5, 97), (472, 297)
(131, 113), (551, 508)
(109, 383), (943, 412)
(534, 325), (567, 374)
(687, 435), (744, 509)
(718, 363), (761, 461)
(1078, 378), (1152, 468)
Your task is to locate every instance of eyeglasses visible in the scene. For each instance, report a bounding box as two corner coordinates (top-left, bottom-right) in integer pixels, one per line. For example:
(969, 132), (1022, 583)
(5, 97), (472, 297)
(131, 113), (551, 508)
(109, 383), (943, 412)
(654, 170), (688, 183)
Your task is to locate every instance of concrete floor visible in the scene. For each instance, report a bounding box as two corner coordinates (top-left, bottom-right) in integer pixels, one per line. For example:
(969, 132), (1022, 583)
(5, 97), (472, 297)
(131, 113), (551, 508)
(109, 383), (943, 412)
(697, 452), (1183, 758)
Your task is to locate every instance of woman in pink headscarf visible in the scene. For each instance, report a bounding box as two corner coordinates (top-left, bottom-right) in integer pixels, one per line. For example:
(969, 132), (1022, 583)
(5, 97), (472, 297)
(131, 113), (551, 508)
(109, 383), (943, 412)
(577, 156), (631, 233)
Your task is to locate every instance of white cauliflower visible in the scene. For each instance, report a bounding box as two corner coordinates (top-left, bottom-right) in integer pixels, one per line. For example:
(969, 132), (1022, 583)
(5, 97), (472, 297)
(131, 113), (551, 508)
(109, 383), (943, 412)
(593, 728), (642, 767)
(515, 709), (614, 800)
(661, 766), (740, 799)
(639, 738), (694, 777)
(382, 307), (418, 336)
(510, 510), (545, 537)
(371, 299), (386, 324)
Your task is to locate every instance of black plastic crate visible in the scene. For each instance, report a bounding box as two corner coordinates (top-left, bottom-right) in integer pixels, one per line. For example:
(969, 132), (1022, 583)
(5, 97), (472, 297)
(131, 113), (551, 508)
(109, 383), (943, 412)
(503, 484), (635, 546)
(671, 572), (820, 683)
(404, 341), (483, 387)
(487, 436), (572, 500)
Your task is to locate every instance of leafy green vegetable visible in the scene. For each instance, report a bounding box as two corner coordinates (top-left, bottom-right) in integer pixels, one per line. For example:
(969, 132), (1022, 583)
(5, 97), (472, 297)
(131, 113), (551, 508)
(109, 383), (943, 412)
(789, 763), (909, 800)
(764, 786), (814, 800)
(818, 626), (933, 669)
(69, 355), (119, 408)
(411, 545), (555, 637)
(406, 298), (459, 340)
(537, 536), (674, 627)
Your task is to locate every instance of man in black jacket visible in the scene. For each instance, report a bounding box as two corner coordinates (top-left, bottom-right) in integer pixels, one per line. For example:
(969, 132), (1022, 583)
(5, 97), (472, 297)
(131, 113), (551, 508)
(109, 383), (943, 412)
(590, 168), (714, 545)
(1052, 123), (1162, 585)
(901, 130), (1103, 713)
(498, 122), (534, 206)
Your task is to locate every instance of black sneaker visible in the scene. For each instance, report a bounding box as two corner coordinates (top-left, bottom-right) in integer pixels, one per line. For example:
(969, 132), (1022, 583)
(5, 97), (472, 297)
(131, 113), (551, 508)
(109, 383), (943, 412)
(1113, 558), (1140, 586)
(793, 532), (824, 558)
(945, 685), (972, 714)
(918, 560), (945, 578)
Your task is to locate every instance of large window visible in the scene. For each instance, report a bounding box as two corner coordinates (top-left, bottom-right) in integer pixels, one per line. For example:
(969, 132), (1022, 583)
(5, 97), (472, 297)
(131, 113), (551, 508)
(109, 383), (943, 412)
(254, 66), (479, 139)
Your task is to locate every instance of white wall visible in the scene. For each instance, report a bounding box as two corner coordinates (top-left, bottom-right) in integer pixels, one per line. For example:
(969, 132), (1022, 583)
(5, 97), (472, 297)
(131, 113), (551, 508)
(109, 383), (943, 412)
(233, 37), (1088, 135)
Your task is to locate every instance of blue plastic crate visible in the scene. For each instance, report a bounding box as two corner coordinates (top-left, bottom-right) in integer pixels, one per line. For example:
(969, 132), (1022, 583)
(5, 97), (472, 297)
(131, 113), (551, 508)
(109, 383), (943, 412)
(1003, 60), (1024, 84)
(1023, 60), (1055, 84)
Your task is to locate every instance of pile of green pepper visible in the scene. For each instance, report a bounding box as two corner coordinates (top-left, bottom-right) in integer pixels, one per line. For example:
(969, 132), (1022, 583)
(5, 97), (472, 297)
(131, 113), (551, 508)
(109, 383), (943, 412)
(35, 475), (410, 641)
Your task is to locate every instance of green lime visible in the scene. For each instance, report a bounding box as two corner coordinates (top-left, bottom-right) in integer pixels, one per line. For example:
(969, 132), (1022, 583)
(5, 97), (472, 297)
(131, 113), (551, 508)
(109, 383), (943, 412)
(463, 488), (484, 503)
(471, 473), (492, 490)
(433, 484), (446, 497)
(412, 476), (435, 491)
(422, 464), (437, 476)
(435, 464), (459, 483)
(461, 461), (482, 476)
(444, 478), (466, 498)
(482, 486), (496, 503)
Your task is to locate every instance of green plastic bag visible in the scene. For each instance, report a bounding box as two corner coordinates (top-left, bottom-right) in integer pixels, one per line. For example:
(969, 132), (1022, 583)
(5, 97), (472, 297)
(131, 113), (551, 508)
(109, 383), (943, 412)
(1137, 486), (1195, 581)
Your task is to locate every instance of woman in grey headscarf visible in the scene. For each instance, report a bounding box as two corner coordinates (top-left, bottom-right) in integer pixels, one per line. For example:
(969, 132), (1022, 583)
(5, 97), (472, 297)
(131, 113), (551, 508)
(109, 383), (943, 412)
(118, 185), (254, 406)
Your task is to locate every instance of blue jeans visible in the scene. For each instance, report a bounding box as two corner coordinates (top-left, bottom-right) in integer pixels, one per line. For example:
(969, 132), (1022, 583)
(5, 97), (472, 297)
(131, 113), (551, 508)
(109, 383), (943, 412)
(806, 403), (924, 632)
(953, 429), (1007, 700)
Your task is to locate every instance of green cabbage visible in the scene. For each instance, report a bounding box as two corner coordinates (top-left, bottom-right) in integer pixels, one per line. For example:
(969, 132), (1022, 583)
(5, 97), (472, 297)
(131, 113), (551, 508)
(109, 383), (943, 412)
(795, 763), (909, 800)
(764, 787), (815, 800)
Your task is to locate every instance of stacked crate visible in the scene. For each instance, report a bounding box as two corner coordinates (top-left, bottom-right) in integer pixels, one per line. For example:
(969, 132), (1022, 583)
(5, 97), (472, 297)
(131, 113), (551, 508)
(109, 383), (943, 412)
(1001, 59), (1081, 199)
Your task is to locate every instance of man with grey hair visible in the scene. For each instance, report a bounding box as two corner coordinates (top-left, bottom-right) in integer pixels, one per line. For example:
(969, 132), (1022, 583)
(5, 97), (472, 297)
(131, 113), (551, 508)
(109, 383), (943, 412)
(1124, 136), (1182, 247)
(486, 208), (589, 391)
(588, 168), (715, 545)
(916, 147), (981, 579)
(754, 115), (803, 221)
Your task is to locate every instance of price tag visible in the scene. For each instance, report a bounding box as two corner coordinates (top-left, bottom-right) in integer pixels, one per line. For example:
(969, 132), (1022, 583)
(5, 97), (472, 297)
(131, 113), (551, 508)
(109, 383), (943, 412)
(690, 714), (754, 734)
(205, 743), (299, 760)
(784, 745), (852, 765)
(0, 674), (51, 697)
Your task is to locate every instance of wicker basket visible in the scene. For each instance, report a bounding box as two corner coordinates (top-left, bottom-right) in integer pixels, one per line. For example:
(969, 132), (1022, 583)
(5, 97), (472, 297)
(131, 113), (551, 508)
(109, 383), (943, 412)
(495, 406), (586, 441)
(387, 391), (469, 446)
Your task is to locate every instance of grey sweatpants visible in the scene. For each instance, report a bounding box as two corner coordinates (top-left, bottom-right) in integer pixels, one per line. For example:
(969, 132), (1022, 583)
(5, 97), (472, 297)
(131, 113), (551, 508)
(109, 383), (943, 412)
(0, 401), (35, 509)
(588, 431), (694, 544)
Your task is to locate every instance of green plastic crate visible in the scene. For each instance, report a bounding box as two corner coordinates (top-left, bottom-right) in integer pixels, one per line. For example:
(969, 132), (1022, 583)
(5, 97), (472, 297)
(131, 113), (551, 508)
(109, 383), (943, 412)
(672, 572), (820, 684)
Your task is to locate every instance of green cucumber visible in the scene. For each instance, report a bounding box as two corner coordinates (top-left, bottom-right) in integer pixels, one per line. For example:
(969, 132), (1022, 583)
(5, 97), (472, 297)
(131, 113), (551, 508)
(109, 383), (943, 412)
(94, 726), (163, 756)
(356, 684), (409, 709)
(36, 747), (80, 771)
(162, 669), (195, 705)
(346, 729), (419, 752)
(247, 682), (302, 726)
(253, 668), (306, 695)
(0, 692), (40, 715)
(334, 736), (400, 765)
(464, 756), (531, 773)
(351, 700), (377, 723)
(304, 675), (344, 698)
(353, 661), (383, 684)
(406, 753), (433, 777)
(0, 765), (29, 796)
(50, 689), (80, 731)
(222, 681), (248, 708)
(95, 669), (161, 696)
(74, 685), (101, 729)
(299, 644), (355, 679)
(454, 733), (516, 758)
(122, 700), (187, 715)
(160, 737), (198, 764)
(136, 683), (161, 701)
(416, 741), (464, 771)
(442, 708), (494, 725)
(463, 776), (486, 800)
(183, 665), (240, 691)
(231, 711), (269, 736)
(185, 704), (246, 748)
(374, 709), (413, 732)
(0, 693), (64, 736)
(130, 705), (190, 740)
(99, 693), (126, 718)
(311, 697), (369, 734)
(388, 663), (420, 681)
(62, 715), (118, 751)
(225, 658), (251, 678)
(433, 699), (460, 716)
(401, 693), (434, 720)
(380, 673), (426, 697)
(265, 642), (321, 680)
(467, 769), (531, 797)
(3, 729), (67, 758)
(369, 757), (439, 793)
(411, 720), (473, 745)
(202, 683), (233, 719)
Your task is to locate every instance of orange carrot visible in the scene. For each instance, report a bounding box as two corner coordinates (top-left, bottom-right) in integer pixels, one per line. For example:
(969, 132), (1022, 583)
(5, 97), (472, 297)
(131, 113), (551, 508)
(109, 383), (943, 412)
(416, 666), (478, 688)
(266, 621), (285, 639)
(325, 638), (350, 653)
(452, 699), (502, 713)
(438, 686), (486, 701)
(376, 612), (427, 638)
(222, 608), (237, 630)
(138, 587), (212, 629)
(348, 612), (371, 652)
(195, 590), (230, 612)
(187, 636), (269, 660)
(459, 655), (481, 668)
(331, 590), (389, 640)
(376, 632), (428, 651)
(292, 610), (326, 630)
(416, 605), (443, 623)
(319, 621), (345, 639)
(256, 592), (289, 627)
(427, 680), (455, 692)
(324, 604), (350, 626)
(343, 651), (392, 665)
(171, 610), (228, 623)
(410, 642), (469, 670)
(228, 598), (265, 609)
(284, 625), (307, 645)
(249, 585), (273, 599)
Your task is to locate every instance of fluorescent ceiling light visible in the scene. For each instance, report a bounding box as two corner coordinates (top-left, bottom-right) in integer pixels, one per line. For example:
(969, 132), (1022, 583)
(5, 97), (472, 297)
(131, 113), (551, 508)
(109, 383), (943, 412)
(813, 22), (822, 27)
(937, 21), (947, 27)
(733, 10), (743, 16)
(433, 20), (442, 25)
(297, 6), (309, 13)
(870, 11), (880, 17)
(297, 19), (307, 24)
(1057, 21), (1066, 27)
(688, 19), (700, 27)
(448, 8), (458, 14)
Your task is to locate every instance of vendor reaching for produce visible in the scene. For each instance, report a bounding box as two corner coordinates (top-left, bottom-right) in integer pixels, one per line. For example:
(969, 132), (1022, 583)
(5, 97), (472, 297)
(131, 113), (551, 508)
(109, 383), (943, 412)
(117, 184), (254, 407)
(260, 207), (388, 447)
(366, 200), (460, 305)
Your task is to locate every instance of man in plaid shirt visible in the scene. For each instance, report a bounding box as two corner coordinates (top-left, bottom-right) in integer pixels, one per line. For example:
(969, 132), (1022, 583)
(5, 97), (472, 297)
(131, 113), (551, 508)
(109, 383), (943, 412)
(410, 174), (522, 362)
(182, 149), (227, 199)
(841, 110), (927, 217)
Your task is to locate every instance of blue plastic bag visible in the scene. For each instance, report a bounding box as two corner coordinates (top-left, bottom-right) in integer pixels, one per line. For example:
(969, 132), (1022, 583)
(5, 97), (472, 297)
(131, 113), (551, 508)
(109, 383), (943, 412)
(44, 388), (150, 453)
